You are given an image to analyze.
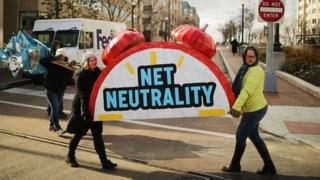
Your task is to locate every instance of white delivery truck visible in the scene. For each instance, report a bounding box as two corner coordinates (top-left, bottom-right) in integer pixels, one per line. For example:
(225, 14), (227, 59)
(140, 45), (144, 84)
(32, 18), (126, 67)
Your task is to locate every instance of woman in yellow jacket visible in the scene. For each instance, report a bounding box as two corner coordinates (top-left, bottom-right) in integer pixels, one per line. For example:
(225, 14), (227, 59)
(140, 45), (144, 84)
(222, 46), (277, 175)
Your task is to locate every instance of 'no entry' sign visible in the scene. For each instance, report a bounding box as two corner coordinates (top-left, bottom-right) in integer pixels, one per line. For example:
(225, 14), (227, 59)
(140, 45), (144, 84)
(258, 0), (285, 23)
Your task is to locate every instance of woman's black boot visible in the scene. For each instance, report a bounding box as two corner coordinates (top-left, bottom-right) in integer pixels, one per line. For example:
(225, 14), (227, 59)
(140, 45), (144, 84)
(222, 163), (241, 172)
(254, 140), (277, 175)
(222, 144), (245, 173)
(257, 161), (277, 175)
(65, 156), (80, 167)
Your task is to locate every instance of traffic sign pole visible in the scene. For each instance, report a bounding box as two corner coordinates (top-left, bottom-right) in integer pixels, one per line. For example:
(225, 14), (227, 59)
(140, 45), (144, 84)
(264, 22), (278, 93)
(258, 0), (285, 93)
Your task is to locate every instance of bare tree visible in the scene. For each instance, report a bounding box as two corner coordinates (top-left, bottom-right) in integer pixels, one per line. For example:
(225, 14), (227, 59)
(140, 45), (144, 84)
(244, 8), (254, 43)
(41, 0), (100, 19)
(97, 0), (132, 23)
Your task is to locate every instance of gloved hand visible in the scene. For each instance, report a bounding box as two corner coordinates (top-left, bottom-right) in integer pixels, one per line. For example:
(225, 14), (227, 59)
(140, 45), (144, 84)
(230, 108), (241, 118)
(83, 115), (92, 124)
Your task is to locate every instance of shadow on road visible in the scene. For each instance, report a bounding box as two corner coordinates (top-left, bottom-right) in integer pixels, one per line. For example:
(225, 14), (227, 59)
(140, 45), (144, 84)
(104, 134), (216, 160)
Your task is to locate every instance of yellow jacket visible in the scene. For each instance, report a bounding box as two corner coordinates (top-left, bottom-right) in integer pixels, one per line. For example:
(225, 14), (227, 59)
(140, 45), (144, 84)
(232, 65), (267, 112)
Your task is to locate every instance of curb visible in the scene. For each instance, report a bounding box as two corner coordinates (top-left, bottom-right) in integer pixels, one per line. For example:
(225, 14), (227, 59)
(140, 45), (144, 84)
(218, 47), (320, 100)
(0, 79), (32, 91)
(259, 62), (320, 100)
(218, 49), (235, 82)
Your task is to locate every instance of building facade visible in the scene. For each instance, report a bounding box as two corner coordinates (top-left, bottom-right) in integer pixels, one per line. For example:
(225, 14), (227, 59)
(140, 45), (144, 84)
(1, 0), (200, 45)
(297, 0), (320, 44)
(2, 0), (48, 44)
(180, 1), (199, 27)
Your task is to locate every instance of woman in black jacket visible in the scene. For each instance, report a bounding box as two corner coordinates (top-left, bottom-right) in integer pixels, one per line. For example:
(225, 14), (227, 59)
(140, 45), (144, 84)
(65, 52), (117, 170)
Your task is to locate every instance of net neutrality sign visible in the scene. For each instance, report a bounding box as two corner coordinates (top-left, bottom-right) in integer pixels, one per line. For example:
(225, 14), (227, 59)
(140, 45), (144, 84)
(89, 42), (235, 121)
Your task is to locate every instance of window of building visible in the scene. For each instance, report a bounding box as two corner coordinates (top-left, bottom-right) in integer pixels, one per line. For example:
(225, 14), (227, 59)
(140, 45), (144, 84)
(20, 11), (39, 31)
(143, 5), (152, 13)
(143, 18), (152, 24)
(312, 8), (317, 13)
(312, 19), (317, 24)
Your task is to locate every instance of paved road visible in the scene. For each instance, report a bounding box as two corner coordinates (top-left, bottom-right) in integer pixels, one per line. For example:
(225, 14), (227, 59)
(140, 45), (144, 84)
(1, 52), (320, 180)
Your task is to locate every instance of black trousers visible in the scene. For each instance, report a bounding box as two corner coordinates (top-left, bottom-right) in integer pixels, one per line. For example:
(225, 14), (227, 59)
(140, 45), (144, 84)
(68, 122), (107, 162)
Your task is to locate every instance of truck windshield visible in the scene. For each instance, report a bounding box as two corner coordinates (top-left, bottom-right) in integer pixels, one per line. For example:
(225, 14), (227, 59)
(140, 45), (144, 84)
(32, 31), (54, 47)
(55, 30), (79, 47)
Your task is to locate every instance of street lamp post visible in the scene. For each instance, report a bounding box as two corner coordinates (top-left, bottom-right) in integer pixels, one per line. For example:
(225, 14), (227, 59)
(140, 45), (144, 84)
(241, 0), (245, 44)
(164, 17), (168, 41)
(55, 0), (62, 19)
(131, 3), (136, 29)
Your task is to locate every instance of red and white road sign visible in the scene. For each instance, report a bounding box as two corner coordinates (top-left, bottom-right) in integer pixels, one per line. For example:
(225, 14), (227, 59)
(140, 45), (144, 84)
(258, 0), (285, 23)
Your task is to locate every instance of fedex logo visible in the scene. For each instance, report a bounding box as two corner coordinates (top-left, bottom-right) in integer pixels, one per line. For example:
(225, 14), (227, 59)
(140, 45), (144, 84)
(97, 29), (115, 50)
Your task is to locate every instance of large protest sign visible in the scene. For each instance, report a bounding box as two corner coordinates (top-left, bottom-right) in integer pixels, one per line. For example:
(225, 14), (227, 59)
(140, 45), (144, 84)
(89, 41), (235, 121)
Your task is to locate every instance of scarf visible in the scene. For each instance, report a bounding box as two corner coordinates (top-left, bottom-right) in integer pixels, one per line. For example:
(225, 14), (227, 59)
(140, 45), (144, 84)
(232, 61), (259, 98)
(232, 64), (249, 98)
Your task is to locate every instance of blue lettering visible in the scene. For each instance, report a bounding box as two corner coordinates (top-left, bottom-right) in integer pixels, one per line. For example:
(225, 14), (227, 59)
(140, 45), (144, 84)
(163, 66), (175, 85)
(163, 88), (174, 106)
(139, 68), (152, 86)
(151, 89), (162, 107)
(190, 86), (201, 105)
(118, 90), (128, 108)
(105, 91), (118, 109)
(174, 87), (184, 105)
(140, 89), (150, 107)
(202, 85), (214, 105)
(184, 86), (190, 105)
(153, 67), (163, 85)
(128, 89), (140, 108)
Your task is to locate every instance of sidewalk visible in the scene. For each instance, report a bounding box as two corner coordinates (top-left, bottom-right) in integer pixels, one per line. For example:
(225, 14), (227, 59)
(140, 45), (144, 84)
(218, 47), (320, 149)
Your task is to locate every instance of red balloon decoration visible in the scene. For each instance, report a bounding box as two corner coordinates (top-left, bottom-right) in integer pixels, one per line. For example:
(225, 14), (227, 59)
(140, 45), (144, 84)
(171, 25), (216, 58)
(102, 29), (145, 65)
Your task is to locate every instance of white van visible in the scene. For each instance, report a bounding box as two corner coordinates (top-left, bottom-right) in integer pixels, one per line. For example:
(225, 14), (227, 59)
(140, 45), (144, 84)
(32, 18), (126, 67)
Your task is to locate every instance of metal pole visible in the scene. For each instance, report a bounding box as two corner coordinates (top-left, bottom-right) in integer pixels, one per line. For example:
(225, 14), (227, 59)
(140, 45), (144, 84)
(241, 2), (244, 44)
(55, 0), (60, 19)
(164, 18), (168, 41)
(131, 4), (135, 29)
(168, 0), (171, 41)
(264, 22), (278, 93)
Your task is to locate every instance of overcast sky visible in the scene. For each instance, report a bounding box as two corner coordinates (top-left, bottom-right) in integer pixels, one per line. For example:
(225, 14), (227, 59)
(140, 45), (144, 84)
(184, 0), (297, 42)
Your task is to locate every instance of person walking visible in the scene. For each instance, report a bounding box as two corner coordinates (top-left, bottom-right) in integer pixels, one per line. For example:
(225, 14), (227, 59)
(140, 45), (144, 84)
(231, 39), (238, 56)
(222, 46), (277, 175)
(47, 40), (68, 119)
(65, 52), (117, 170)
(40, 48), (71, 135)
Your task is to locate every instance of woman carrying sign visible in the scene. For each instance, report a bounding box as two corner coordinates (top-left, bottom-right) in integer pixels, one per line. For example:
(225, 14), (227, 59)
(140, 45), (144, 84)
(222, 46), (277, 175)
(65, 52), (117, 170)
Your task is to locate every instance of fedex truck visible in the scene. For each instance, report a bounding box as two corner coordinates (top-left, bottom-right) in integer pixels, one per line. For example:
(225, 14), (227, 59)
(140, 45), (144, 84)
(32, 18), (126, 67)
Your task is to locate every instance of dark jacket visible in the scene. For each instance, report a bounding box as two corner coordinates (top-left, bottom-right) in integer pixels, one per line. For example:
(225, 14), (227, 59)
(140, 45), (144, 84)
(66, 67), (101, 135)
(39, 55), (72, 91)
(231, 40), (238, 53)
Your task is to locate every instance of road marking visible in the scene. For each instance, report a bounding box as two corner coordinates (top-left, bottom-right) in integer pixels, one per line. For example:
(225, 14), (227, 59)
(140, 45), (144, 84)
(0, 99), (235, 139)
(2, 87), (74, 100)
